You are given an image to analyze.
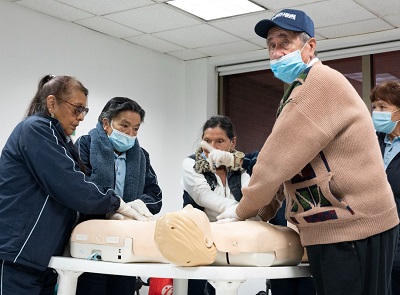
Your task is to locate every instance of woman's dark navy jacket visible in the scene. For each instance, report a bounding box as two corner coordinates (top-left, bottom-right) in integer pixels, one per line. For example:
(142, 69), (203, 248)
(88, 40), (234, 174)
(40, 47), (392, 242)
(0, 115), (121, 271)
(378, 132), (400, 217)
(378, 132), (400, 266)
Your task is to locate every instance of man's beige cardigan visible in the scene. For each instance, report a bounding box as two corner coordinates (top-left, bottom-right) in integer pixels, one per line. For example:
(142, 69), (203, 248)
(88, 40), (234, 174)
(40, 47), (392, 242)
(237, 61), (399, 246)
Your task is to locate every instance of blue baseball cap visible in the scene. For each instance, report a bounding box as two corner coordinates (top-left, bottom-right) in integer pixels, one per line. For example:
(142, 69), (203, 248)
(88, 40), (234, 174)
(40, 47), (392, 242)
(255, 9), (314, 39)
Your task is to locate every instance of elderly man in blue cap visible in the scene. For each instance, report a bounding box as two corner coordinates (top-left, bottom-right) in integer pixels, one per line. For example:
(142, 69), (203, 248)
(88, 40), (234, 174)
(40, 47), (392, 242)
(255, 8), (317, 85)
(214, 8), (399, 295)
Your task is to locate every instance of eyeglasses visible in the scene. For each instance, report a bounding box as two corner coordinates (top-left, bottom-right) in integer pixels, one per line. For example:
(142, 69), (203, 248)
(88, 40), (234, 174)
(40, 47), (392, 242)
(59, 98), (89, 117)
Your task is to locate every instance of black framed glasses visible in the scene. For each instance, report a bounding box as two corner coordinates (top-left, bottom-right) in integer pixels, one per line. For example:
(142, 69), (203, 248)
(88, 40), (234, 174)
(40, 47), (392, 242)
(59, 98), (89, 117)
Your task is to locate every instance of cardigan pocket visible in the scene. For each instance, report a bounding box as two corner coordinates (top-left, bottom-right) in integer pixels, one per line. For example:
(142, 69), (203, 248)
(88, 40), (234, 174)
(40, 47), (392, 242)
(284, 151), (359, 228)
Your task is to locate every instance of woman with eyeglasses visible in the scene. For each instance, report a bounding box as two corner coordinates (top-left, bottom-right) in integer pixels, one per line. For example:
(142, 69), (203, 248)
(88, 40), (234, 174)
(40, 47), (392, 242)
(0, 75), (151, 295)
(74, 97), (162, 295)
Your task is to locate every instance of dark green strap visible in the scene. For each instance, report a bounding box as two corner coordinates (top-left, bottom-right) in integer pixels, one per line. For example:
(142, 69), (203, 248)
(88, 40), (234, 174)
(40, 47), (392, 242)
(276, 67), (312, 118)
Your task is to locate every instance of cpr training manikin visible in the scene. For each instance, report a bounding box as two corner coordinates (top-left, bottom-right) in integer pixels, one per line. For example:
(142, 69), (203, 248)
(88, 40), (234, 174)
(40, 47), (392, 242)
(70, 205), (304, 267)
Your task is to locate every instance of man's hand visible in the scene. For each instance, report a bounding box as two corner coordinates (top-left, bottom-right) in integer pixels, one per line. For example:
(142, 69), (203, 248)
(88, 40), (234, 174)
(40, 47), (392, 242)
(201, 141), (234, 168)
(216, 204), (240, 223)
(109, 199), (154, 221)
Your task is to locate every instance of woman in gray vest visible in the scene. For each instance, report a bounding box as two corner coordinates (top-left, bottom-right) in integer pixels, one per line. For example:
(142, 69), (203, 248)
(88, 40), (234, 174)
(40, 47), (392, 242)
(181, 115), (249, 295)
(182, 115), (248, 222)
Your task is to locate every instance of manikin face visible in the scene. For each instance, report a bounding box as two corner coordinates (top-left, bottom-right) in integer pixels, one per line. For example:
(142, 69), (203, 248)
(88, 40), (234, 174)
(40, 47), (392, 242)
(47, 91), (87, 136)
(103, 110), (141, 137)
(201, 127), (236, 157)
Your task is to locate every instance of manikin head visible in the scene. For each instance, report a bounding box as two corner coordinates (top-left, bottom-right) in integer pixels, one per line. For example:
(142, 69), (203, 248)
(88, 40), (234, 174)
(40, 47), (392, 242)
(154, 205), (216, 266)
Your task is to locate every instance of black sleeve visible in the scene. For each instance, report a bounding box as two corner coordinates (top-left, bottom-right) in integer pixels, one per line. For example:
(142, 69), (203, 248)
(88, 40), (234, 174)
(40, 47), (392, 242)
(242, 151), (259, 176)
(74, 135), (92, 175)
(138, 148), (162, 214)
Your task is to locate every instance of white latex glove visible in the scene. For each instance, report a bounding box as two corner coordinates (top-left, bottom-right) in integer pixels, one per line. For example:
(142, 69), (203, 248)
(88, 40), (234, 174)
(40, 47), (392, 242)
(200, 140), (234, 168)
(127, 199), (154, 221)
(107, 199), (153, 221)
(216, 204), (240, 223)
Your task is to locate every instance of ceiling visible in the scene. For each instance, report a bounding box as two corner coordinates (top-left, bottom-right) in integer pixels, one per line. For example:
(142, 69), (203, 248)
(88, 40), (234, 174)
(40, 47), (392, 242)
(7, 0), (400, 61)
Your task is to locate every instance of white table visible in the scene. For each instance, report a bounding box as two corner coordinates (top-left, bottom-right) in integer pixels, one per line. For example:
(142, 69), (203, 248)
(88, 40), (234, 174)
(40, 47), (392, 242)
(49, 256), (311, 295)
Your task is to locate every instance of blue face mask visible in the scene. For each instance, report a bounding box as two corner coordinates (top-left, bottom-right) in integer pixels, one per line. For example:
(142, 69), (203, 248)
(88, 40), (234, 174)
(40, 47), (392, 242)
(270, 43), (308, 84)
(372, 110), (399, 134)
(108, 127), (136, 152)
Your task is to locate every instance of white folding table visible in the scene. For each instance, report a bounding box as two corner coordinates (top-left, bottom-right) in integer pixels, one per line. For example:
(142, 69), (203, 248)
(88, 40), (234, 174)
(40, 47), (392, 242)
(49, 256), (311, 295)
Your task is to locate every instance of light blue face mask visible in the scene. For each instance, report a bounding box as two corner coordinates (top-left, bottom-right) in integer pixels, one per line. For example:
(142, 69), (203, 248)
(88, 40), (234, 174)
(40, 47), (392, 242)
(270, 43), (308, 84)
(372, 110), (399, 134)
(108, 127), (136, 152)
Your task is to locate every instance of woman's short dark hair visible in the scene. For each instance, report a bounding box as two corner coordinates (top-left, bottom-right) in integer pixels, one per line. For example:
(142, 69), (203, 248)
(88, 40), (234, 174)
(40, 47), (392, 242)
(26, 75), (88, 117)
(370, 81), (400, 107)
(201, 115), (235, 140)
(98, 97), (145, 123)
